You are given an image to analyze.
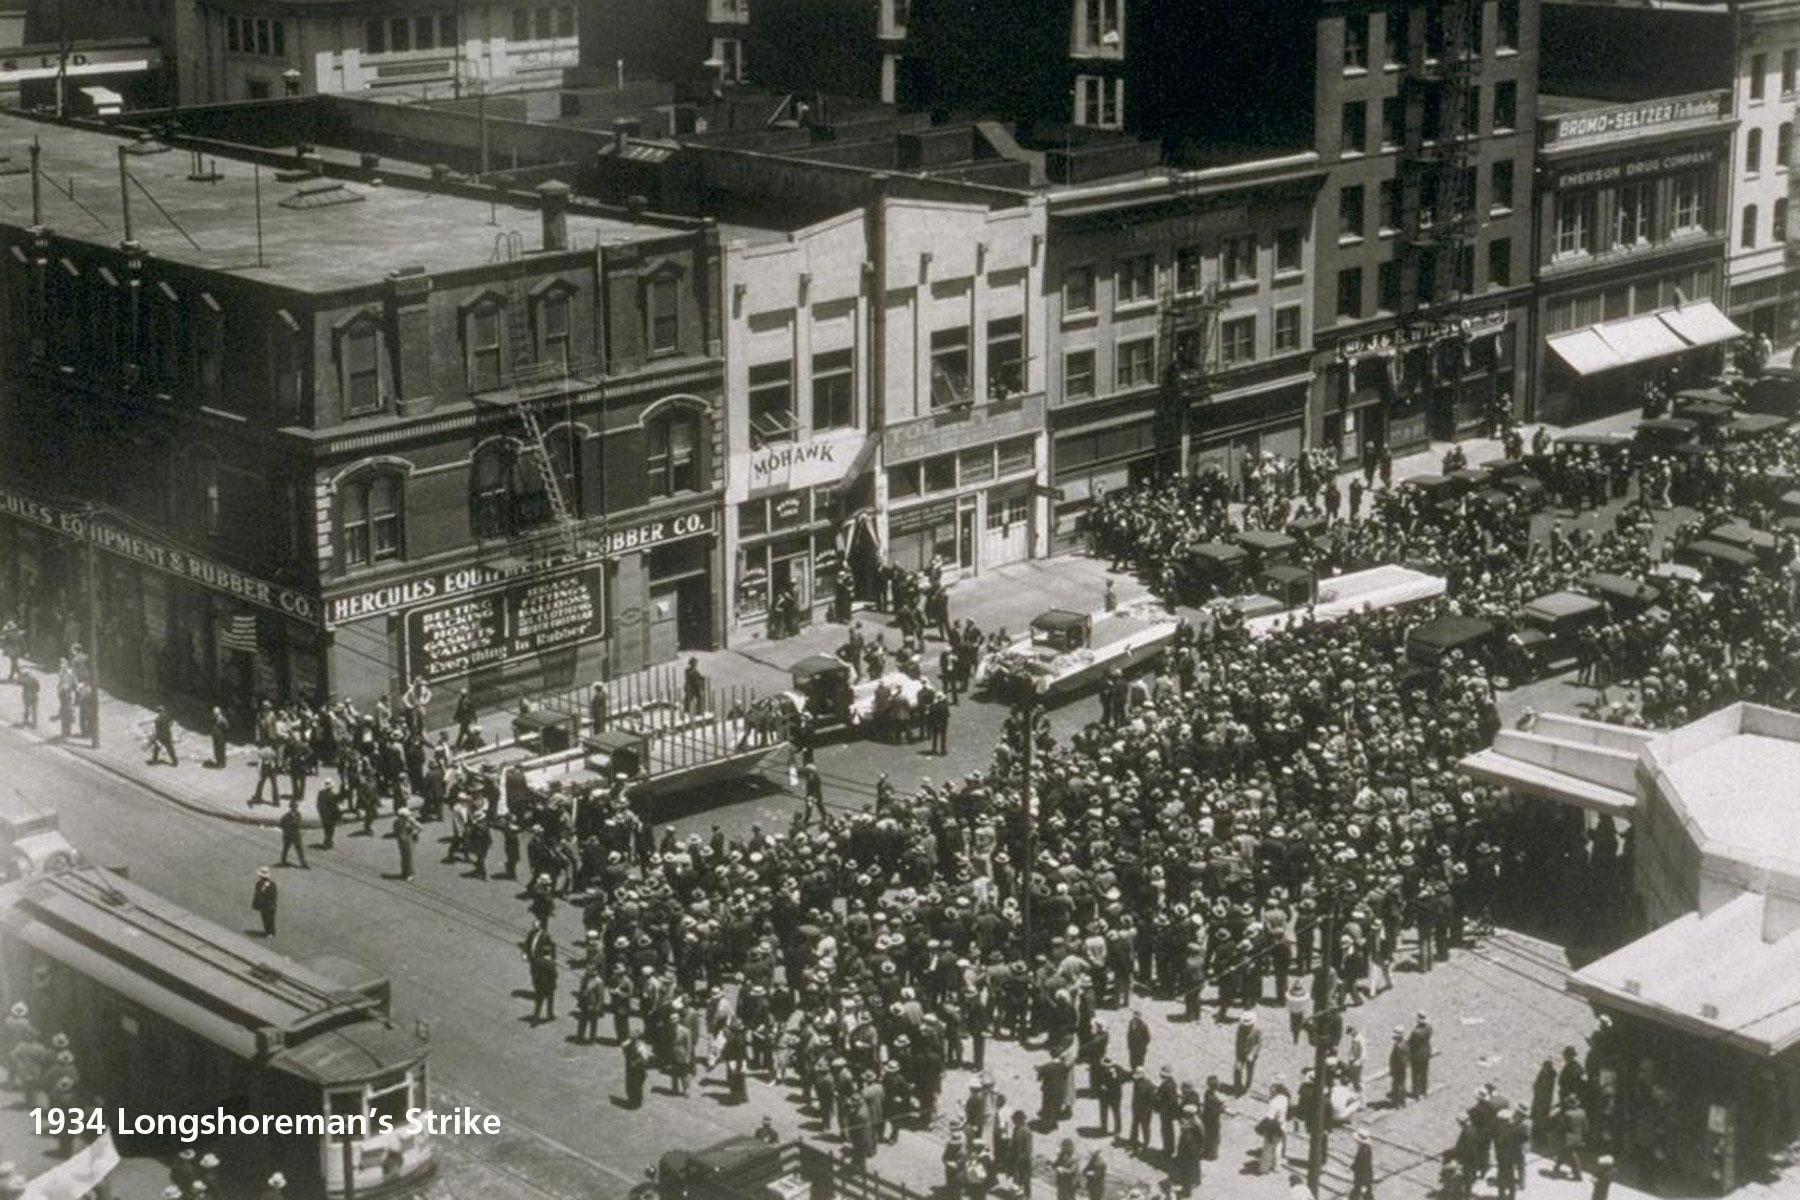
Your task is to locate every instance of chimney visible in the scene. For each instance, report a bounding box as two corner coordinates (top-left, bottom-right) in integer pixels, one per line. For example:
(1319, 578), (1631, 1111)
(538, 179), (571, 251)
(612, 117), (632, 154)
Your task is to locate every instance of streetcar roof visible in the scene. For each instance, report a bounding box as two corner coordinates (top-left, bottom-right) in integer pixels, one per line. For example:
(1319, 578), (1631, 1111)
(1, 867), (409, 1058)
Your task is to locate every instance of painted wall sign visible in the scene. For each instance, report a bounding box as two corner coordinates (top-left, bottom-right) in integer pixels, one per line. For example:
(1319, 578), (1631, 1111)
(884, 393), (1046, 465)
(0, 483), (319, 623)
(1544, 91), (1730, 150)
(403, 564), (603, 683)
(1334, 308), (1509, 361)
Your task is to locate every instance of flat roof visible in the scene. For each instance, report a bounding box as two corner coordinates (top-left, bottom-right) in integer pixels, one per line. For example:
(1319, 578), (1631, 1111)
(1661, 732), (1800, 859)
(1570, 892), (1800, 1056)
(0, 114), (669, 291)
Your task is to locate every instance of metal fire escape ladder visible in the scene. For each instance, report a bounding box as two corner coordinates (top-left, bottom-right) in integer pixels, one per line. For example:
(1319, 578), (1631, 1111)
(1155, 177), (1225, 475)
(1400, 0), (1483, 311)
(492, 229), (581, 558)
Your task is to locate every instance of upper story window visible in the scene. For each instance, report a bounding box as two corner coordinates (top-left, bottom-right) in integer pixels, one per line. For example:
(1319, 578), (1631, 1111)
(646, 275), (680, 355)
(194, 295), (225, 397)
(1064, 264), (1096, 313)
(181, 448), (223, 539)
(710, 38), (745, 82)
(1672, 171), (1708, 233)
(1497, 0), (1519, 51)
(341, 473), (404, 568)
(1074, 75), (1122, 129)
(271, 311), (304, 421)
(1614, 182), (1653, 248)
(1490, 159), (1514, 213)
(1780, 122), (1793, 169)
(1492, 81), (1517, 131)
(466, 297), (505, 391)
(1748, 127), (1764, 176)
(1339, 184), (1366, 240)
(1275, 228), (1302, 275)
(1221, 234), (1257, 286)
(1752, 52), (1768, 101)
(1342, 100), (1367, 154)
(1174, 246), (1203, 294)
(1344, 14), (1368, 69)
(929, 326), (972, 408)
(1555, 190), (1596, 258)
(646, 408), (702, 498)
(812, 348), (856, 430)
(1079, 0), (1122, 52)
(1383, 7), (1405, 66)
(749, 361), (796, 448)
(339, 314), (382, 415)
(1784, 49), (1798, 95)
(472, 445), (511, 538)
(1744, 204), (1759, 249)
(987, 316), (1024, 398)
(227, 15), (285, 56)
(544, 425), (584, 516)
(1115, 253), (1156, 306)
(535, 286), (572, 368)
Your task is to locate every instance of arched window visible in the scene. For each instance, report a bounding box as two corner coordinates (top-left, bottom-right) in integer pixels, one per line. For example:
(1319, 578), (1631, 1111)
(341, 473), (404, 567)
(646, 409), (701, 498)
(472, 444), (511, 538)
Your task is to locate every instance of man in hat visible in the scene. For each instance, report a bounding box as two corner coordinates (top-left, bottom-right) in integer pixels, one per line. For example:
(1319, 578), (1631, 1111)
(277, 800), (308, 869)
(257, 1173), (287, 1200)
(1590, 1153), (1614, 1200)
(622, 1035), (650, 1108)
(1406, 1013), (1433, 1098)
(1097, 1057), (1126, 1136)
(1348, 1130), (1375, 1200)
(1233, 1012), (1262, 1096)
(1129, 1068), (1156, 1148)
(1156, 1066), (1180, 1155)
(251, 867), (278, 938)
(574, 964), (605, 1044)
(1493, 1108), (1528, 1200)
(392, 806), (419, 881)
(1126, 1009), (1151, 1071)
(1006, 1109), (1034, 1198)
(1551, 1097), (1588, 1181)
(1387, 1028), (1409, 1108)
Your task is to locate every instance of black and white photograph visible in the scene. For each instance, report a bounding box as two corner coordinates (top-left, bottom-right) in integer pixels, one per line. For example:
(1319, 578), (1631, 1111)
(0, 3), (1797, 1200)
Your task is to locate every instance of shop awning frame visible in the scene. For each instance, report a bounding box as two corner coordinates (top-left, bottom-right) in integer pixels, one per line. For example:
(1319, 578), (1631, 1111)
(1659, 299), (1743, 348)
(1548, 301), (1746, 377)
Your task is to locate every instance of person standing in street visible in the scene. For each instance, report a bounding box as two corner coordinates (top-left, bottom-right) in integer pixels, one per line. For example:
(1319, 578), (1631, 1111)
(207, 705), (230, 769)
(1388, 1027), (1409, 1107)
(18, 670), (38, 728)
(525, 920), (558, 1024)
(148, 706), (179, 766)
(1349, 1129), (1375, 1200)
(799, 762), (827, 824)
(622, 1035), (650, 1107)
(683, 658), (707, 715)
(316, 782), (341, 851)
(392, 807), (419, 881)
(1407, 1013), (1433, 1098)
(1233, 1012), (1262, 1095)
(251, 868), (278, 938)
(278, 801), (308, 868)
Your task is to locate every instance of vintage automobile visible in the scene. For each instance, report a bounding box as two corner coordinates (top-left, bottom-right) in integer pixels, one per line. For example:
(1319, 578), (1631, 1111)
(1260, 565), (1318, 609)
(1634, 416), (1700, 452)
(1231, 528), (1299, 571)
(1741, 366), (1800, 417)
(1582, 572), (1663, 620)
(1720, 412), (1790, 442)
(1703, 520), (1783, 568)
(1674, 537), (1759, 579)
(1405, 613), (1501, 669)
(1030, 608), (1093, 653)
(1510, 590), (1607, 680)
(789, 654), (856, 727)
(629, 1136), (800, 1200)
(1672, 388), (1737, 438)
(1179, 541), (1250, 602)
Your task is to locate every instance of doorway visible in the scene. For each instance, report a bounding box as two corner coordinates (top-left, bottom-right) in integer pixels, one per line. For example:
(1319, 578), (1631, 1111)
(675, 575), (712, 650)
(770, 553), (812, 631)
(956, 500), (976, 572)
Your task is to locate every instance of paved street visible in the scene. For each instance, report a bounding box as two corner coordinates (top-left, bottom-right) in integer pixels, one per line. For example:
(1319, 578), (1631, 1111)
(0, 418), (1739, 1200)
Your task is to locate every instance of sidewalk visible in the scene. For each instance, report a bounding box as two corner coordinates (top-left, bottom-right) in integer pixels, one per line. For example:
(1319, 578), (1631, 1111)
(0, 409), (1637, 833)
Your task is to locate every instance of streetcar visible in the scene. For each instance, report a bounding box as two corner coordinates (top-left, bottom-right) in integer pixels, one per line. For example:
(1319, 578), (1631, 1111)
(0, 863), (434, 1199)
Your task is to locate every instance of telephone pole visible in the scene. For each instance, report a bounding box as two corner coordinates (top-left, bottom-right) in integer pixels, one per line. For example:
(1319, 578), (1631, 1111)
(1306, 890), (1340, 1194)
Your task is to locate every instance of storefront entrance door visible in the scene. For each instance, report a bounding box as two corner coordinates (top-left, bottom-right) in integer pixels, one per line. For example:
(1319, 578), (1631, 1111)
(981, 485), (1032, 570)
(770, 554), (812, 629)
(957, 500), (976, 572)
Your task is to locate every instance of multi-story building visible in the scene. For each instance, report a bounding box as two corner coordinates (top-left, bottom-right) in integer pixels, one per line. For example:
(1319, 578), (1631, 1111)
(32, 0), (580, 104)
(1310, 0), (1539, 462)
(1043, 158), (1324, 550)
(0, 112), (723, 715)
(1531, 90), (1738, 423)
(1544, 0), (1799, 348)
(1723, 2), (1800, 345)
(721, 191), (1046, 633)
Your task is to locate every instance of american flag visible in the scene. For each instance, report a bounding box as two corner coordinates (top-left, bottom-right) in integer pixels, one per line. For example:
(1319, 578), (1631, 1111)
(219, 613), (258, 653)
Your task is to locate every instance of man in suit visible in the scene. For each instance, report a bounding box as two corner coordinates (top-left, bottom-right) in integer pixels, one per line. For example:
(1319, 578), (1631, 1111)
(1006, 1110), (1033, 1198)
(1349, 1129), (1375, 1200)
(251, 868), (278, 937)
(1407, 1013), (1433, 1098)
(1388, 1027), (1409, 1107)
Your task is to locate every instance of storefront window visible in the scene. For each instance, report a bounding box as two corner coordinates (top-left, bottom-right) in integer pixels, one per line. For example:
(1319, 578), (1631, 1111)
(986, 489), (1030, 530)
(997, 437), (1035, 476)
(888, 464), (921, 500)
(923, 454), (957, 493)
(769, 492), (809, 530)
(959, 446), (996, 485)
(739, 498), (767, 538)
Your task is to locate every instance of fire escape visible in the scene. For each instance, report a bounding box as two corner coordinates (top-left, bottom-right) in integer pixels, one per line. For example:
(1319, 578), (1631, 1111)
(1156, 272), (1222, 477)
(481, 229), (602, 562)
(1397, 0), (1482, 437)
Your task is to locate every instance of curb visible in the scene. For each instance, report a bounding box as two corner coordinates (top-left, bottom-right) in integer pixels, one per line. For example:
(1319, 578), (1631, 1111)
(61, 742), (301, 828)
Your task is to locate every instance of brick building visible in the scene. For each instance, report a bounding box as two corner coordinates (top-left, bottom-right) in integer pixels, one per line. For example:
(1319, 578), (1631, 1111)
(0, 112), (723, 717)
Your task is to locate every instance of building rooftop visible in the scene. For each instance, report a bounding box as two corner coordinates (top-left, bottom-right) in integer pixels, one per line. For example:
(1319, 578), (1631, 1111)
(0, 113), (669, 291)
(1660, 732), (1800, 862)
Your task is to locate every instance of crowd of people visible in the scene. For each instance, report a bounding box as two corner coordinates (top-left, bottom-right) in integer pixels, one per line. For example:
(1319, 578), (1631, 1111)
(16, 363), (1800, 1199)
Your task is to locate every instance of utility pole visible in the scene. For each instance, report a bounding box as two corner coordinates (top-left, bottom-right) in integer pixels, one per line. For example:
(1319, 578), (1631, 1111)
(1306, 891), (1339, 1195)
(1019, 688), (1037, 957)
(83, 526), (100, 748)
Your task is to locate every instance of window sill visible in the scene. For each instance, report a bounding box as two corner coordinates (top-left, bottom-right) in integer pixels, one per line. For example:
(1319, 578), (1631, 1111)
(1489, 205), (1514, 218)
(1062, 309), (1099, 326)
(1113, 299), (1158, 316)
(1338, 233), (1366, 248)
(1344, 65), (1369, 78)
(1273, 268), (1305, 283)
(1341, 149), (1365, 161)
(1551, 250), (1592, 266)
(1218, 278), (1258, 295)
(1378, 226), (1398, 239)
(1495, 46), (1518, 58)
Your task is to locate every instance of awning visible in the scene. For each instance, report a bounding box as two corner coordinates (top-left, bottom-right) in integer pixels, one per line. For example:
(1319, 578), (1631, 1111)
(1597, 313), (1689, 362)
(1659, 299), (1743, 348)
(1547, 328), (1626, 376)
